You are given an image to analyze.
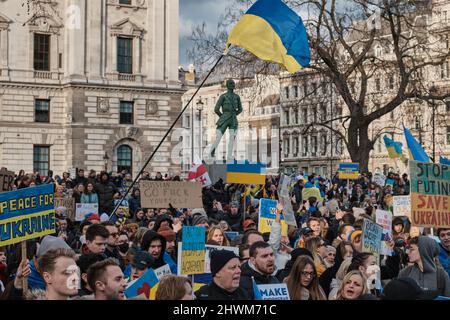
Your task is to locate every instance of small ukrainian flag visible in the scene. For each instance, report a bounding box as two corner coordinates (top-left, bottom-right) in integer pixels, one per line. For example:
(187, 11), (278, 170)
(226, 161), (266, 185)
(383, 135), (405, 160)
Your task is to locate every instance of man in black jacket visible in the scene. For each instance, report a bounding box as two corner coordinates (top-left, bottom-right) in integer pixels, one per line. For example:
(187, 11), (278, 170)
(223, 201), (242, 232)
(95, 172), (118, 214)
(195, 250), (250, 300)
(240, 241), (279, 299)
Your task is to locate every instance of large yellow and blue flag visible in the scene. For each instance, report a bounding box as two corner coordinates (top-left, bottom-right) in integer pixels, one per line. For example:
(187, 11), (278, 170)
(403, 126), (431, 162)
(383, 135), (405, 160)
(226, 0), (310, 73)
(227, 161), (266, 185)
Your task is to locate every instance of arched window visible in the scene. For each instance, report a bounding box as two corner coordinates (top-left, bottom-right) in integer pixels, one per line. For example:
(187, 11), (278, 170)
(117, 145), (132, 174)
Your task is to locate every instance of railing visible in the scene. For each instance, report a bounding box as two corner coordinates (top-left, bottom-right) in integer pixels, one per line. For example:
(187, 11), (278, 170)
(118, 73), (136, 81)
(34, 71), (52, 79)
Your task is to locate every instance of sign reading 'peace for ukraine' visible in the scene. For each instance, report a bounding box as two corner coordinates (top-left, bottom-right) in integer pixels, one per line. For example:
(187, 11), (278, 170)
(0, 184), (56, 246)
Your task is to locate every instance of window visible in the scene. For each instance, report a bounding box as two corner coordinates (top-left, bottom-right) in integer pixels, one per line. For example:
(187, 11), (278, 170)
(117, 145), (132, 174)
(322, 166), (328, 178)
(389, 76), (395, 90)
(446, 100), (450, 113)
(311, 83), (317, 94)
(294, 86), (298, 98)
(120, 101), (134, 124)
(311, 136), (318, 156)
(285, 87), (290, 99)
(322, 83), (327, 95)
(293, 109), (298, 124)
(34, 34), (50, 71)
(302, 136), (308, 157)
(33, 146), (49, 175)
(302, 109), (308, 124)
(119, 0), (131, 5)
(314, 167), (321, 175)
(184, 114), (191, 128)
(447, 126), (450, 145)
(117, 37), (133, 74)
(283, 137), (290, 157)
(321, 135), (327, 155)
(293, 136), (299, 157)
(441, 61), (449, 79)
(320, 104), (327, 122)
(284, 109), (290, 125)
(375, 78), (381, 91)
(415, 116), (421, 130)
(35, 99), (50, 123)
(303, 83), (308, 96)
(312, 106), (317, 123)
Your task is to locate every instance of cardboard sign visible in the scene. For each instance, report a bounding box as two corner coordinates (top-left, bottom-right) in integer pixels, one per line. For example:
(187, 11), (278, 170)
(375, 210), (393, 256)
(278, 175), (292, 198)
(139, 181), (203, 208)
(75, 203), (99, 221)
(338, 163), (359, 180)
(154, 264), (172, 280)
(279, 196), (297, 227)
(393, 196), (411, 217)
(410, 161), (450, 228)
(372, 172), (386, 187)
(258, 198), (287, 236)
(54, 197), (75, 220)
(362, 219), (383, 257)
(180, 226), (206, 275)
(0, 168), (14, 193)
(0, 184), (56, 246)
(124, 268), (159, 300)
(257, 283), (290, 300)
(68, 168), (77, 180)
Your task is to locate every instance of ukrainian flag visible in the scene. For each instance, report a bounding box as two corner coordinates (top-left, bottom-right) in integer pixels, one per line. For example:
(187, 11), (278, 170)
(403, 126), (431, 162)
(227, 161), (266, 185)
(440, 156), (450, 165)
(383, 135), (405, 160)
(226, 0), (310, 73)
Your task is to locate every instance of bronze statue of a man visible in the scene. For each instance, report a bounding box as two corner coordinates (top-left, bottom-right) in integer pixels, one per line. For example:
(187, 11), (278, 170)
(210, 79), (243, 159)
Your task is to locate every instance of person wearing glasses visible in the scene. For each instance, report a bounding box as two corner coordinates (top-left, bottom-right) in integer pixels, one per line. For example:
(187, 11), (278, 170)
(101, 222), (125, 271)
(284, 256), (327, 300)
(305, 237), (328, 277)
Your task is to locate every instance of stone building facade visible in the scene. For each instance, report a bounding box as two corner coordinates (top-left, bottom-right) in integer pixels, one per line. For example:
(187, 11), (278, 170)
(0, 0), (184, 178)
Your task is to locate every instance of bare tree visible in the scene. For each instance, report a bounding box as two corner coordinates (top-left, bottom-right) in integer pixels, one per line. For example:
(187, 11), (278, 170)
(189, 0), (450, 171)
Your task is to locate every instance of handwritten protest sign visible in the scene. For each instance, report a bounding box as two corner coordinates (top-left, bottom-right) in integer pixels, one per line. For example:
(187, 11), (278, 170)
(0, 168), (14, 193)
(68, 168), (77, 180)
(279, 196), (297, 227)
(410, 161), (450, 228)
(180, 226), (206, 275)
(375, 210), (393, 256)
(0, 184), (56, 246)
(372, 172), (386, 187)
(124, 268), (159, 300)
(362, 219), (383, 257)
(259, 199), (287, 236)
(139, 181), (202, 208)
(338, 163), (359, 180)
(75, 203), (98, 221)
(257, 283), (290, 300)
(393, 196), (411, 217)
(54, 197), (75, 220)
(154, 264), (172, 280)
(278, 175), (292, 198)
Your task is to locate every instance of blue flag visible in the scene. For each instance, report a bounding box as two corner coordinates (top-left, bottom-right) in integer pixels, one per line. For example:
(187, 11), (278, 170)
(252, 277), (263, 300)
(403, 126), (431, 162)
(440, 156), (450, 165)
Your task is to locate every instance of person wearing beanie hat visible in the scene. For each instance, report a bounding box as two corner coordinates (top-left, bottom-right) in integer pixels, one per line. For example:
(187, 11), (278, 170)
(130, 251), (155, 281)
(195, 250), (250, 300)
(243, 218), (256, 232)
(100, 213), (109, 222)
(192, 215), (209, 229)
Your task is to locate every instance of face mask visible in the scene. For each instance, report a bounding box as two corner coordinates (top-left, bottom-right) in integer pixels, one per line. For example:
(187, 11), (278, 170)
(118, 243), (129, 254)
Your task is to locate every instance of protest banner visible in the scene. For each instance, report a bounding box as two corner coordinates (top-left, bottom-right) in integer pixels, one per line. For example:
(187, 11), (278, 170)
(75, 203), (99, 221)
(258, 198), (287, 236)
(410, 161), (450, 228)
(124, 268), (159, 300)
(393, 196), (411, 217)
(278, 175), (292, 198)
(279, 196), (297, 227)
(375, 210), (393, 256)
(361, 219), (383, 258)
(139, 181), (203, 208)
(257, 283), (290, 300)
(68, 168), (77, 179)
(180, 226), (206, 275)
(0, 168), (14, 193)
(224, 231), (239, 242)
(338, 163), (359, 180)
(54, 197), (75, 220)
(0, 184), (56, 246)
(154, 264), (172, 280)
(372, 172), (386, 187)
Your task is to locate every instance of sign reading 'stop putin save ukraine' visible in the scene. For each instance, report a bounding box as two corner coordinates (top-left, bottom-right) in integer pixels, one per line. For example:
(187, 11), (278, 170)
(0, 184), (56, 246)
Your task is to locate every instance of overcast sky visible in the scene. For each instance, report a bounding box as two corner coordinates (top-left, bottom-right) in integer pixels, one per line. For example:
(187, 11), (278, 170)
(179, 0), (233, 68)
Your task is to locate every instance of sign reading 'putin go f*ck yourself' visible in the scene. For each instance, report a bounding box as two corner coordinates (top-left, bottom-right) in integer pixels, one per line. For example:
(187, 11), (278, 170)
(0, 184), (56, 246)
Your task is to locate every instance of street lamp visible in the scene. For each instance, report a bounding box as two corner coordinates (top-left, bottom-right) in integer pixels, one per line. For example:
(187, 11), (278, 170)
(430, 84), (438, 162)
(196, 98), (204, 162)
(103, 152), (109, 172)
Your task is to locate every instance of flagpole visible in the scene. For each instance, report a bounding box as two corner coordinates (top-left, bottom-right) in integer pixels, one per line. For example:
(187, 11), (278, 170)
(110, 54), (225, 219)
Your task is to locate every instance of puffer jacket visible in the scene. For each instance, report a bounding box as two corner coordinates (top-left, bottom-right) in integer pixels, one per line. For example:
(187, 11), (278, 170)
(240, 261), (280, 299)
(95, 180), (118, 214)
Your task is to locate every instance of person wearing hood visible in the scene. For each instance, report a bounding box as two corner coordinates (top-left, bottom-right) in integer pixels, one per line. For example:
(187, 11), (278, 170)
(223, 201), (242, 232)
(140, 230), (177, 274)
(392, 216), (407, 240)
(399, 236), (450, 297)
(437, 228), (450, 278)
(95, 172), (118, 214)
(239, 241), (280, 299)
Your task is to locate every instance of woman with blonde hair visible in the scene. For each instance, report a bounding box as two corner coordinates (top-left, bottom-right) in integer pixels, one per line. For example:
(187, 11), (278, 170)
(155, 275), (194, 300)
(206, 226), (229, 246)
(304, 237), (327, 277)
(334, 270), (368, 300)
(285, 256), (327, 300)
(328, 258), (352, 300)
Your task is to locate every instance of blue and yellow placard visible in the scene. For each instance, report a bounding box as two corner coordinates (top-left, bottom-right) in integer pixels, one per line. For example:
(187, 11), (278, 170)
(258, 198), (287, 236)
(226, 161), (266, 185)
(0, 184), (56, 246)
(124, 268), (159, 300)
(338, 163), (360, 180)
(181, 226), (206, 275)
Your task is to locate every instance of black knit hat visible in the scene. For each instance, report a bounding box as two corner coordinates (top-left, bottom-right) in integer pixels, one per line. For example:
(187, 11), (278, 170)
(210, 250), (239, 277)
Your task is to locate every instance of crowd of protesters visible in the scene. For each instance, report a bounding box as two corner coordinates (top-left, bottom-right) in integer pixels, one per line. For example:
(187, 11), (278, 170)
(0, 167), (449, 300)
